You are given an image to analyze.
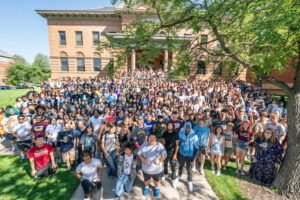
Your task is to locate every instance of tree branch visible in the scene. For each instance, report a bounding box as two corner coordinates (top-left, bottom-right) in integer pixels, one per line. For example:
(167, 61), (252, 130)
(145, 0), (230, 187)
(160, 16), (195, 29)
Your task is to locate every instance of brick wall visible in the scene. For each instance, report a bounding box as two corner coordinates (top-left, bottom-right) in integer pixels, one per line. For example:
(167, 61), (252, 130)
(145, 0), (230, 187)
(0, 60), (10, 85)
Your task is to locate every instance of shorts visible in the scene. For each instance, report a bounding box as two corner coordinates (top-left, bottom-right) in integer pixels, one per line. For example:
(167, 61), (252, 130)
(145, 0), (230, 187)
(199, 146), (207, 155)
(37, 161), (57, 177)
(143, 171), (161, 182)
(62, 148), (75, 163)
(17, 140), (32, 151)
(225, 147), (233, 155)
(236, 139), (250, 152)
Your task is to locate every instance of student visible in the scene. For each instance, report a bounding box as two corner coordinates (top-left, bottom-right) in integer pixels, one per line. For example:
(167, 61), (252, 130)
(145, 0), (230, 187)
(194, 118), (210, 175)
(223, 123), (234, 170)
(12, 115), (32, 162)
(115, 142), (138, 198)
(138, 133), (167, 197)
(208, 126), (225, 176)
(30, 115), (48, 142)
(234, 121), (254, 175)
(57, 121), (75, 171)
(143, 114), (156, 133)
(152, 115), (166, 143)
(177, 122), (198, 192)
(132, 116), (149, 146)
(45, 118), (62, 162)
(27, 135), (57, 181)
(76, 150), (102, 200)
(161, 122), (179, 188)
(80, 124), (97, 157)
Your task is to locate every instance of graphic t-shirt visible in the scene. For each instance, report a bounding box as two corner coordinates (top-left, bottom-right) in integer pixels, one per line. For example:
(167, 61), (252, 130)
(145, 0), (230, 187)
(31, 122), (48, 137)
(167, 119), (183, 133)
(194, 126), (210, 147)
(12, 122), (32, 141)
(236, 129), (253, 142)
(144, 120), (156, 133)
(76, 158), (102, 182)
(57, 129), (74, 153)
(27, 143), (53, 169)
(224, 131), (234, 148)
(80, 134), (97, 148)
(123, 154), (133, 175)
(132, 127), (149, 145)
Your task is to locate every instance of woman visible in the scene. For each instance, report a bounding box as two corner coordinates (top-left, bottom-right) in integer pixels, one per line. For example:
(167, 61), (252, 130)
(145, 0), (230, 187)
(249, 128), (282, 184)
(234, 120), (254, 175)
(1, 107), (19, 151)
(76, 150), (102, 200)
(45, 118), (62, 162)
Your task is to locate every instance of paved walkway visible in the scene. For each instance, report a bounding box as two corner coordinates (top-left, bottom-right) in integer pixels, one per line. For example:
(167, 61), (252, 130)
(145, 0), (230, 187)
(0, 140), (218, 200)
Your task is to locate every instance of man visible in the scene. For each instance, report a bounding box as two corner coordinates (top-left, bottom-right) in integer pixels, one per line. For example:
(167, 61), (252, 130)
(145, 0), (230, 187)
(167, 111), (183, 134)
(143, 114), (156, 133)
(264, 114), (286, 143)
(12, 115), (32, 162)
(27, 135), (57, 181)
(138, 133), (167, 197)
(87, 110), (102, 136)
(26, 87), (37, 101)
(132, 116), (149, 146)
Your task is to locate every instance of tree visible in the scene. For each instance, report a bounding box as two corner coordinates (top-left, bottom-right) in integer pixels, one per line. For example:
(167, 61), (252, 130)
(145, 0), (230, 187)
(104, 0), (300, 198)
(6, 64), (29, 86)
(32, 53), (50, 69)
(10, 54), (29, 66)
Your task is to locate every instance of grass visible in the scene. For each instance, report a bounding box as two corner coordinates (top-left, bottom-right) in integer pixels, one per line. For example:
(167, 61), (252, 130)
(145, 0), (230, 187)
(0, 155), (80, 200)
(0, 88), (40, 108)
(203, 159), (251, 200)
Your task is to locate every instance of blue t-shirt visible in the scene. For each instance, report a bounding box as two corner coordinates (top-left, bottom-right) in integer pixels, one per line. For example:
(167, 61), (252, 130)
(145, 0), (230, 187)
(140, 99), (149, 106)
(194, 125), (210, 147)
(57, 129), (74, 153)
(144, 120), (156, 133)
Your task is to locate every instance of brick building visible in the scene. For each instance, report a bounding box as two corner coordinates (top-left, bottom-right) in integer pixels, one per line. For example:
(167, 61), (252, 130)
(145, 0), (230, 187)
(0, 50), (12, 85)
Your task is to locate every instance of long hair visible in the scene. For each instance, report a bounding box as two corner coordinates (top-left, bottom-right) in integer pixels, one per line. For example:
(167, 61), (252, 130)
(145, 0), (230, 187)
(260, 128), (276, 144)
(240, 120), (252, 133)
(214, 125), (224, 136)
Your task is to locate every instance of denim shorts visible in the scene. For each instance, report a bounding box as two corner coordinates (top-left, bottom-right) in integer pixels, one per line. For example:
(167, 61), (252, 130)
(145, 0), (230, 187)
(236, 139), (250, 152)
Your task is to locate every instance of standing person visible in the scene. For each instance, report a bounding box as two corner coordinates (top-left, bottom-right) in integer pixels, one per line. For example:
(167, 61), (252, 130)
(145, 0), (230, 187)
(208, 126), (225, 176)
(177, 122), (198, 192)
(1, 107), (19, 151)
(138, 133), (167, 197)
(152, 115), (166, 143)
(97, 116), (115, 162)
(76, 150), (103, 200)
(132, 116), (149, 146)
(12, 115), (32, 162)
(143, 114), (156, 133)
(223, 123), (234, 170)
(27, 135), (57, 181)
(30, 115), (48, 142)
(45, 118), (62, 162)
(101, 125), (120, 177)
(87, 110), (102, 136)
(161, 122), (179, 188)
(264, 114), (286, 144)
(115, 142), (138, 198)
(167, 111), (183, 134)
(80, 125), (98, 157)
(194, 118), (210, 175)
(234, 121), (254, 175)
(57, 121), (75, 171)
(249, 129), (282, 184)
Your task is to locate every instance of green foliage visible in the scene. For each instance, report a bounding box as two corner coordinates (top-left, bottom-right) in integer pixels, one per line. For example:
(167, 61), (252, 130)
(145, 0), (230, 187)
(6, 64), (29, 86)
(33, 53), (51, 69)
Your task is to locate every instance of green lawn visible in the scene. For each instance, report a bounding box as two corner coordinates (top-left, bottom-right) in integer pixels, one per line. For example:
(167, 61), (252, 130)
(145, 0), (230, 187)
(0, 155), (79, 200)
(204, 160), (251, 200)
(0, 89), (40, 108)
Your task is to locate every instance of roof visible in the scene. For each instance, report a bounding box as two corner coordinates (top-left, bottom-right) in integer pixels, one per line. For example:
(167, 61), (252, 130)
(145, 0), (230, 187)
(35, 7), (116, 17)
(0, 50), (12, 59)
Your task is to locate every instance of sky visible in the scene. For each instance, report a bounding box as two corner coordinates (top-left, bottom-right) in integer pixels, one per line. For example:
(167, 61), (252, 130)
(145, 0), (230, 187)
(0, 0), (113, 64)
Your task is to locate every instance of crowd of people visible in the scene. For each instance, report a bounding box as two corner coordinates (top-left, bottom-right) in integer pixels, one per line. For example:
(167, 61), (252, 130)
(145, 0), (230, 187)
(0, 70), (287, 199)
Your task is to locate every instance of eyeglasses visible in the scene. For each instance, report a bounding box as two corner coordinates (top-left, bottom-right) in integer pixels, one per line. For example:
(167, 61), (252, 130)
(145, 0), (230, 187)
(19, 118), (25, 121)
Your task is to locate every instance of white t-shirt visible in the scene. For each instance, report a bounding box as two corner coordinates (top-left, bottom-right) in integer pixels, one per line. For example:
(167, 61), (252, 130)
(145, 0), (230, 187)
(76, 158), (102, 182)
(12, 122), (31, 141)
(46, 124), (62, 142)
(87, 117), (103, 135)
(123, 154), (133, 175)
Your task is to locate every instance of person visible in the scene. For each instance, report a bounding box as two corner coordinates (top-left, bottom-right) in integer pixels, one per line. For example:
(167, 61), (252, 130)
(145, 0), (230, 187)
(138, 133), (167, 197)
(167, 111), (183, 133)
(80, 124), (98, 157)
(1, 107), (19, 151)
(57, 121), (75, 171)
(161, 122), (179, 188)
(208, 126), (225, 176)
(30, 115), (48, 142)
(152, 115), (166, 143)
(249, 129), (282, 184)
(12, 115), (32, 162)
(101, 125), (120, 177)
(223, 123), (234, 170)
(27, 135), (57, 181)
(76, 150), (103, 200)
(45, 118), (62, 162)
(194, 118), (210, 175)
(26, 87), (37, 101)
(177, 122), (198, 192)
(87, 110), (102, 136)
(264, 114), (286, 144)
(115, 142), (138, 198)
(143, 114), (156, 133)
(132, 116), (149, 146)
(234, 120), (254, 175)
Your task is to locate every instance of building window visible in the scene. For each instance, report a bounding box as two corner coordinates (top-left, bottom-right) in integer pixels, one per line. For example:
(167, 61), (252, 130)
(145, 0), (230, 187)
(77, 58), (85, 72)
(59, 31), (66, 45)
(93, 32), (100, 46)
(213, 62), (223, 76)
(76, 31), (83, 46)
(60, 57), (69, 72)
(197, 61), (206, 74)
(93, 58), (101, 72)
(201, 35), (208, 49)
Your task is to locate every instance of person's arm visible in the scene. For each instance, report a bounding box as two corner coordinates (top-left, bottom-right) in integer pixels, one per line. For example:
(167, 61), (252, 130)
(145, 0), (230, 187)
(222, 137), (225, 156)
(173, 140), (179, 160)
(162, 138), (166, 145)
(207, 136), (212, 154)
(49, 152), (57, 169)
(12, 131), (19, 139)
(97, 164), (103, 182)
(101, 137), (109, 159)
(97, 125), (104, 147)
(75, 172), (82, 180)
(143, 128), (149, 143)
(278, 135), (285, 144)
(29, 158), (37, 176)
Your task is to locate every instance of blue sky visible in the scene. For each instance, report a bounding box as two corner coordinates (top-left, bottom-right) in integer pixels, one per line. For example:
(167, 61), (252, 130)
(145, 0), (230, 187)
(0, 0), (113, 64)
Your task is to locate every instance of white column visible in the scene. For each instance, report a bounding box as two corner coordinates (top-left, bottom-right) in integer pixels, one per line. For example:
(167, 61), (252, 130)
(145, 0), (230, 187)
(131, 49), (136, 72)
(164, 48), (168, 72)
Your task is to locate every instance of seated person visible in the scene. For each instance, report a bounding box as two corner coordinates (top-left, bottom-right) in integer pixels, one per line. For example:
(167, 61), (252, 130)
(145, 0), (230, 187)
(27, 135), (57, 181)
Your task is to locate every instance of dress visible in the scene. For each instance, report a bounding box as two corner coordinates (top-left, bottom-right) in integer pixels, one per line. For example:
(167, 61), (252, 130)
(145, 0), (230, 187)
(249, 137), (282, 184)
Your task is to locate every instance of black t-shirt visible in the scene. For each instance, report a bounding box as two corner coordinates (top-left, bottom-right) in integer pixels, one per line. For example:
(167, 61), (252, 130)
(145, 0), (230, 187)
(162, 131), (179, 154)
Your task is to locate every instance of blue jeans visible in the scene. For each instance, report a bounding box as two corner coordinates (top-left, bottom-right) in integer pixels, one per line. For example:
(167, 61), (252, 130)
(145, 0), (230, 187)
(107, 149), (117, 176)
(115, 173), (132, 197)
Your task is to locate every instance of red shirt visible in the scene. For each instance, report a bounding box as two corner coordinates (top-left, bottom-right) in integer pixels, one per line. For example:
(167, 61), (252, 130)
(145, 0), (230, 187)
(27, 143), (53, 169)
(236, 130), (254, 142)
(31, 122), (48, 137)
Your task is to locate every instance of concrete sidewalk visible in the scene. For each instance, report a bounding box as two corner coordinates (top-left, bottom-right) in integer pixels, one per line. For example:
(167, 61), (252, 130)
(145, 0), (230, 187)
(71, 167), (218, 200)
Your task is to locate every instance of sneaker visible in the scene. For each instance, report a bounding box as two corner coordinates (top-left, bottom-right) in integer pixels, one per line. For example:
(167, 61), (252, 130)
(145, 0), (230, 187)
(142, 187), (149, 196)
(34, 175), (38, 182)
(200, 168), (205, 175)
(154, 188), (160, 197)
(161, 174), (166, 181)
(171, 180), (177, 189)
(51, 173), (57, 179)
(67, 166), (72, 171)
(176, 175), (181, 182)
(11, 145), (16, 152)
(240, 169), (245, 175)
(188, 182), (193, 192)
(235, 168), (240, 175)
(211, 167), (215, 174)
(216, 170), (221, 176)
(192, 164), (196, 172)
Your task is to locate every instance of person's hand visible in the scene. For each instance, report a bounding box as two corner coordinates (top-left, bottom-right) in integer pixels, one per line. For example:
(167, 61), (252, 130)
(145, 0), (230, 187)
(52, 162), (57, 169)
(154, 159), (160, 165)
(275, 163), (279, 167)
(105, 153), (109, 159)
(32, 169), (37, 176)
(172, 155), (177, 160)
(115, 152), (119, 158)
(207, 149), (210, 154)
(143, 159), (149, 164)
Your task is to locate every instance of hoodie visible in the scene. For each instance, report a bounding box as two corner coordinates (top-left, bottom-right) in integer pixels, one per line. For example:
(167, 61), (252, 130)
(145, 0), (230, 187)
(178, 122), (199, 157)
